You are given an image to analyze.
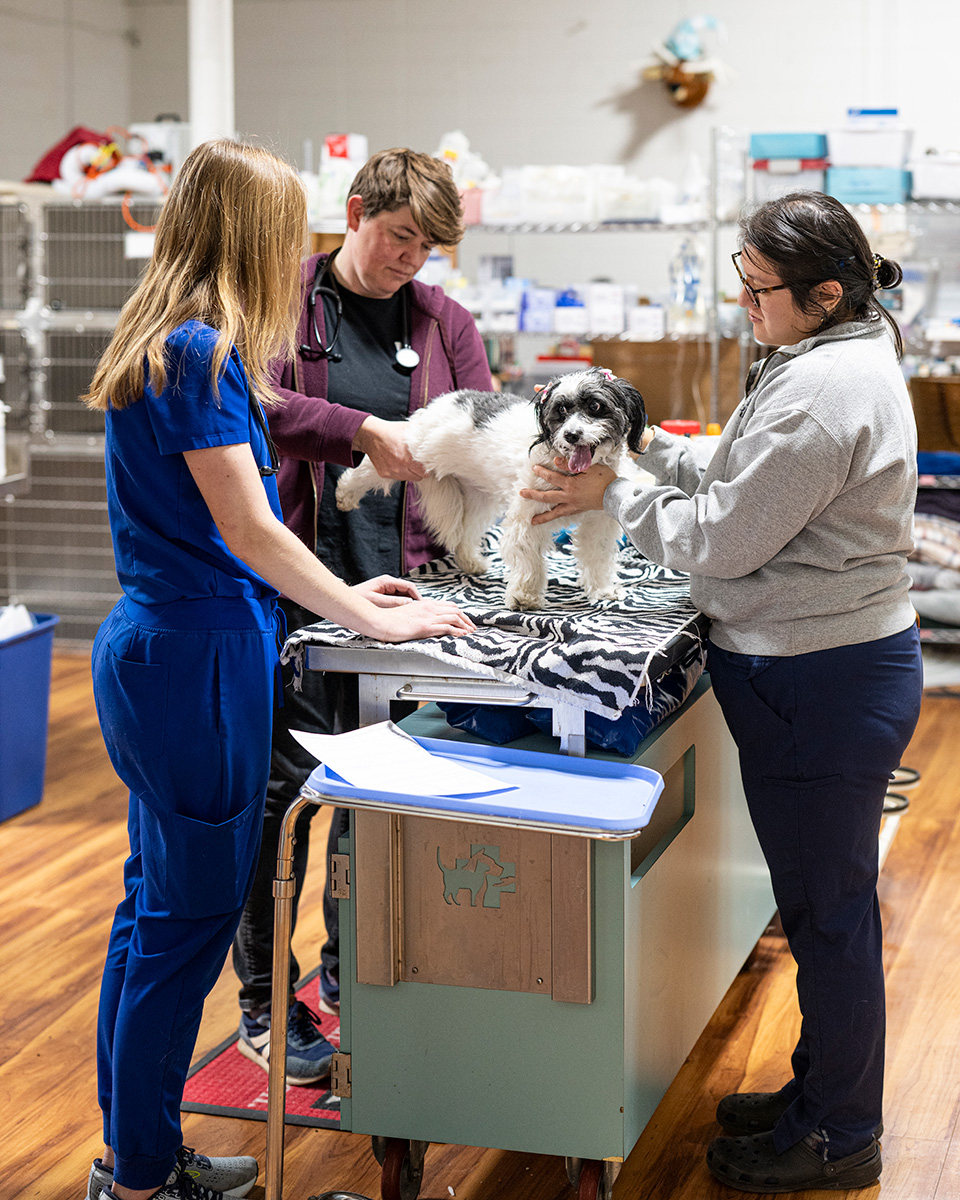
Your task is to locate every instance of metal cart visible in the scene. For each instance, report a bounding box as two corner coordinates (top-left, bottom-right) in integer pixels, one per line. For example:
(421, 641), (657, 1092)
(264, 644), (775, 1200)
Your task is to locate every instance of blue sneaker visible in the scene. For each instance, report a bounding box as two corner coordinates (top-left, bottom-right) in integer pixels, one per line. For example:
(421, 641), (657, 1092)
(238, 1000), (334, 1085)
(87, 1145), (258, 1199)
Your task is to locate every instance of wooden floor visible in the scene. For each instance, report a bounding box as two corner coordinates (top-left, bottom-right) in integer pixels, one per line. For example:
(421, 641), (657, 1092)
(3, 653), (960, 1200)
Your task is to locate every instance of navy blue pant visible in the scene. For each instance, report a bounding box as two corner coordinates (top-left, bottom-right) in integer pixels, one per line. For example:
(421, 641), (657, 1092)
(92, 596), (278, 1191)
(707, 625), (922, 1158)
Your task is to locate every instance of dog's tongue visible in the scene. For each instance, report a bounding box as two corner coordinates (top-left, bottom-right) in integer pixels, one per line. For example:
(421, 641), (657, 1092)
(568, 445), (593, 474)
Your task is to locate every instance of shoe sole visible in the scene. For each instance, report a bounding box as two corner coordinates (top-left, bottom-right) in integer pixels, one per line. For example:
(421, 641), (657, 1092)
(317, 994), (340, 1017)
(237, 1033), (331, 1086)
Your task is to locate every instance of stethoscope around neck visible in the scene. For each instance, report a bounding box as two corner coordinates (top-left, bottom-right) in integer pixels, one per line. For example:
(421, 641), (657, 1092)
(298, 248), (420, 371)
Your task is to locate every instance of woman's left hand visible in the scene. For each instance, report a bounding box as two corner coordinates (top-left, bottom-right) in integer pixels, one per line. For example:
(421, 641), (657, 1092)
(353, 574), (422, 608)
(519, 459), (618, 525)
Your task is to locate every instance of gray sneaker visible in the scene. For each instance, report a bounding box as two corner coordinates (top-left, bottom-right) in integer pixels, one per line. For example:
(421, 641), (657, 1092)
(88, 1145), (257, 1199)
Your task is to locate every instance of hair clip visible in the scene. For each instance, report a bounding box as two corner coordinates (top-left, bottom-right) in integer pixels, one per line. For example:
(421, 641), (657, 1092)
(598, 367), (615, 381)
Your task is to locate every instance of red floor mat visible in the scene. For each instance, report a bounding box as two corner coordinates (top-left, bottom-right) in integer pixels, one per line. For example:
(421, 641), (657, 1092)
(182, 969), (341, 1129)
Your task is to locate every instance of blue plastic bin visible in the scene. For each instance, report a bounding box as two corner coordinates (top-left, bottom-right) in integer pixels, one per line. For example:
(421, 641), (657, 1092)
(825, 166), (911, 205)
(749, 132), (828, 160)
(0, 612), (59, 820)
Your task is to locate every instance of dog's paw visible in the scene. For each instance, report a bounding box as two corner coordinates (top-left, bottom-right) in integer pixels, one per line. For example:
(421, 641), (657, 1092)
(504, 587), (544, 611)
(335, 477), (360, 512)
(454, 554), (488, 577)
(587, 584), (625, 605)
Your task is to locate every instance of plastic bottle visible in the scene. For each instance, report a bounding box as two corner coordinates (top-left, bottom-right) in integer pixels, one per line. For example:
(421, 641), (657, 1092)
(667, 238), (707, 334)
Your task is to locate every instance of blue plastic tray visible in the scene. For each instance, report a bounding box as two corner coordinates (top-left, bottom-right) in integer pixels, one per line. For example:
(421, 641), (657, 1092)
(303, 736), (664, 838)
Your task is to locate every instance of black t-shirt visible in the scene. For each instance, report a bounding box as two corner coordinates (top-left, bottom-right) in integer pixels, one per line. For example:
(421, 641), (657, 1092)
(314, 280), (414, 584)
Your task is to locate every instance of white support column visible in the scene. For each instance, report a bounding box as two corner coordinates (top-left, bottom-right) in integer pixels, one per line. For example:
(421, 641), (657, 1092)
(188, 0), (236, 150)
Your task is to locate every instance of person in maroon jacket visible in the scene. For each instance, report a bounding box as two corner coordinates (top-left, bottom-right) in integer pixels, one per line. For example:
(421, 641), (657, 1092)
(232, 148), (492, 1083)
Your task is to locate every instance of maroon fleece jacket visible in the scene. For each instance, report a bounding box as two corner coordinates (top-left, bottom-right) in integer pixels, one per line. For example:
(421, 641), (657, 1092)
(268, 252), (492, 574)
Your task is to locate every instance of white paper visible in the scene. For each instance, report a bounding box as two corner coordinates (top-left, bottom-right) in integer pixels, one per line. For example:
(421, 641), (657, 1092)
(290, 721), (518, 798)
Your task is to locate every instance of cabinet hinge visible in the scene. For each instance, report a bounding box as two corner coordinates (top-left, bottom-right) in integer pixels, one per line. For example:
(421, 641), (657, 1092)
(331, 1051), (352, 1097)
(330, 853), (350, 899)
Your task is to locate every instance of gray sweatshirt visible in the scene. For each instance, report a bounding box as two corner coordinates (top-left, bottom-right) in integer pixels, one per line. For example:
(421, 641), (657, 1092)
(604, 317), (918, 656)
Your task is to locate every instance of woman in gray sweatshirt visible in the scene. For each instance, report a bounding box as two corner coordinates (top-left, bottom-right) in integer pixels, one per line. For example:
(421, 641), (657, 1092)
(524, 192), (922, 1193)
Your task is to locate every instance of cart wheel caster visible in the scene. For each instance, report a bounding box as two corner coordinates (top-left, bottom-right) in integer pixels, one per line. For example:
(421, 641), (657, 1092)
(576, 1160), (610, 1200)
(379, 1137), (426, 1200)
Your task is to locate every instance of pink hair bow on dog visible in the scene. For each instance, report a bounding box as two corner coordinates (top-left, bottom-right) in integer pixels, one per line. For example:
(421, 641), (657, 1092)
(598, 367), (615, 381)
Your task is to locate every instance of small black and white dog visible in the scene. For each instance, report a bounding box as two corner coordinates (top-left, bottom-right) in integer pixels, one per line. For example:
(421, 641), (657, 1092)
(335, 367), (646, 610)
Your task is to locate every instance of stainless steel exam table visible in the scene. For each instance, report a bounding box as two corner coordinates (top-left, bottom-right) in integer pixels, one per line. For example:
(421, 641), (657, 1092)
(264, 643), (775, 1200)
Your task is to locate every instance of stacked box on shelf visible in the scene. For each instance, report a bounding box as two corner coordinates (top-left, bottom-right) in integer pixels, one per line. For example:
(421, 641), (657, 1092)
(749, 133), (828, 202)
(909, 154), (960, 201)
(826, 120), (912, 205)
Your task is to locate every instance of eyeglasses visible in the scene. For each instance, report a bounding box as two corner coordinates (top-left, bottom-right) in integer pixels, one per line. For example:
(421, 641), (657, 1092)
(731, 252), (791, 306)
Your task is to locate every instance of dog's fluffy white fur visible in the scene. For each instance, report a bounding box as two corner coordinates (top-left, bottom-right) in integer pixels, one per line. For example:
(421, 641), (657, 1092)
(335, 367), (646, 610)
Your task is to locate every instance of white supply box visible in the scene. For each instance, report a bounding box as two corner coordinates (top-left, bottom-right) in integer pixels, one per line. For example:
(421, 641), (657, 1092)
(828, 108), (912, 167)
(751, 158), (827, 202)
(910, 154), (960, 200)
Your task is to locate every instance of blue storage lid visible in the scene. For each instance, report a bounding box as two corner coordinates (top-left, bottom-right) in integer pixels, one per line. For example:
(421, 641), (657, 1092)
(303, 736), (664, 839)
(750, 132), (828, 160)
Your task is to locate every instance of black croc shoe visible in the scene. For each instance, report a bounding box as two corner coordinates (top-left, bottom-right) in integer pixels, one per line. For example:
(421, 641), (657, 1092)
(716, 1091), (884, 1139)
(716, 1091), (793, 1134)
(706, 1131), (882, 1194)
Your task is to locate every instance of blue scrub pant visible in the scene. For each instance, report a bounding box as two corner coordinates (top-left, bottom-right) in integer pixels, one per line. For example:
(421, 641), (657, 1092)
(707, 624), (922, 1158)
(91, 595), (279, 1191)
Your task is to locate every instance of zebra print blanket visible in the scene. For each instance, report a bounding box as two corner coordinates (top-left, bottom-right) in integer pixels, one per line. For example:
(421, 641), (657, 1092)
(283, 527), (708, 721)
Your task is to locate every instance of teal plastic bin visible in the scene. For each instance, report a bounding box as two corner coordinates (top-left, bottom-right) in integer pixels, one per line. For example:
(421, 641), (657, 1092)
(0, 612), (59, 820)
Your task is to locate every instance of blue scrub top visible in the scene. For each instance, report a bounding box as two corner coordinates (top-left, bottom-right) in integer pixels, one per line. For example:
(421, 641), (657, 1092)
(104, 320), (282, 608)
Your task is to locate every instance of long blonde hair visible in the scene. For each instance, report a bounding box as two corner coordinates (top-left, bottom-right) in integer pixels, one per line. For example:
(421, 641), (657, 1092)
(83, 139), (306, 412)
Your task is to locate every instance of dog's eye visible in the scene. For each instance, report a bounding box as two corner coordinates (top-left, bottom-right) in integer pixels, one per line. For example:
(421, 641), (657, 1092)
(588, 400), (603, 415)
(557, 403), (568, 416)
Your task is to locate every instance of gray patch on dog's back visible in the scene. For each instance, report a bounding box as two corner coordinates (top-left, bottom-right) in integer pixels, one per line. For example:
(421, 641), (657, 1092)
(453, 389), (524, 428)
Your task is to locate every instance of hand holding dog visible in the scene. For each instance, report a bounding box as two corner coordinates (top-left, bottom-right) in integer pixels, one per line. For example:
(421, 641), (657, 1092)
(521, 459), (618, 525)
(353, 415), (427, 481)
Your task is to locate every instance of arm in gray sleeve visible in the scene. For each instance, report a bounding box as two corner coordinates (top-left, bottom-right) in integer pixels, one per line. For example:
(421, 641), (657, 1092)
(637, 427), (705, 495)
(603, 408), (848, 578)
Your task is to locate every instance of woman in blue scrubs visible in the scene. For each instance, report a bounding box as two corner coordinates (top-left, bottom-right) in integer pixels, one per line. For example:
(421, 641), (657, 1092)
(81, 139), (474, 1200)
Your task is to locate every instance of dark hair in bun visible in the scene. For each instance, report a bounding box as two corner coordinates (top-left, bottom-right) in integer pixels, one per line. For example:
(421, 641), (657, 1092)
(739, 191), (903, 357)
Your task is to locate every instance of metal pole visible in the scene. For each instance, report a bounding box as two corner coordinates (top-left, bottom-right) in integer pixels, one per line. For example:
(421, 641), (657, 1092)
(264, 793), (318, 1200)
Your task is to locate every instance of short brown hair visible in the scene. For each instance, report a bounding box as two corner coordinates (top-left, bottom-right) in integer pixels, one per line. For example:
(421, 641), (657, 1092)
(349, 148), (464, 247)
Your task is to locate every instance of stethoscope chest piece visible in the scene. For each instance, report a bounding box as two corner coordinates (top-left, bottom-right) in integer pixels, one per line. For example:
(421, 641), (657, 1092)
(395, 344), (420, 370)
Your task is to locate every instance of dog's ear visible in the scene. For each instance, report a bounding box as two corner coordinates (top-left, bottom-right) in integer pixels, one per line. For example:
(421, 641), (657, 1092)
(611, 377), (647, 453)
(531, 377), (560, 449)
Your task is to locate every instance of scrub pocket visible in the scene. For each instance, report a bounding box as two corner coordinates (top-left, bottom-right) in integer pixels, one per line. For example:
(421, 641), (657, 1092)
(138, 788), (264, 919)
(93, 632), (170, 784)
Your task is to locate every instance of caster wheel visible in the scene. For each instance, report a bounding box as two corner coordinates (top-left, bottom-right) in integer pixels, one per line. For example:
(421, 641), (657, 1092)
(577, 1159), (609, 1200)
(380, 1138), (424, 1200)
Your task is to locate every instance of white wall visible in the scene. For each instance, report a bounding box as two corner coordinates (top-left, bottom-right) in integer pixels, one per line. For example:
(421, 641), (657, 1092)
(121, 0), (960, 173)
(0, 0), (132, 183)
(124, 0), (960, 298)
(4, 0), (960, 297)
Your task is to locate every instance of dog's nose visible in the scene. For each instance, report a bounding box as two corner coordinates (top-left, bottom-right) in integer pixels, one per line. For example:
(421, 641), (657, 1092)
(562, 430), (581, 445)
